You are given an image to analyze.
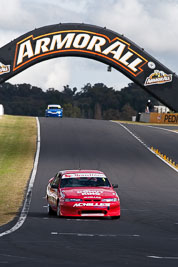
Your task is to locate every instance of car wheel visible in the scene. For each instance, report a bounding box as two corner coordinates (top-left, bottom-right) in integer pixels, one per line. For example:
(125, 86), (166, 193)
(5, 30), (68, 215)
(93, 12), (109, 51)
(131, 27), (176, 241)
(56, 201), (61, 217)
(111, 215), (120, 220)
(47, 204), (54, 215)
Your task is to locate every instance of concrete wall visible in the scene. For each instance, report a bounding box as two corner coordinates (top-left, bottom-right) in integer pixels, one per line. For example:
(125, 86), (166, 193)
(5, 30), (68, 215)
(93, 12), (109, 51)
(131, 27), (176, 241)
(139, 113), (150, 123)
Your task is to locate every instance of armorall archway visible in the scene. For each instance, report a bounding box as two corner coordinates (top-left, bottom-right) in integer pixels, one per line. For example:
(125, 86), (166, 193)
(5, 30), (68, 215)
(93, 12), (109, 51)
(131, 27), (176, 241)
(0, 23), (178, 111)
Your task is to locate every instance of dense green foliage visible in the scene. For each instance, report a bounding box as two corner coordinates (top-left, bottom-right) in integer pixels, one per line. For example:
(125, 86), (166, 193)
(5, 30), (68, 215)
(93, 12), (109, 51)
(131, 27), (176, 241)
(0, 82), (158, 120)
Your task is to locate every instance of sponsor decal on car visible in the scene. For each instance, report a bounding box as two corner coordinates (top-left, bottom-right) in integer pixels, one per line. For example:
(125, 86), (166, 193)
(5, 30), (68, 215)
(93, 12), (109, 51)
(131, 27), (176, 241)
(0, 62), (10, 75)
(84, 196), (101, 199)
(77, 190), (103, 195)
(73, 203), (110, 207)
(13, 30), (147, 76)
(63, 173), (106, 178)
(144, 70), (172, 86)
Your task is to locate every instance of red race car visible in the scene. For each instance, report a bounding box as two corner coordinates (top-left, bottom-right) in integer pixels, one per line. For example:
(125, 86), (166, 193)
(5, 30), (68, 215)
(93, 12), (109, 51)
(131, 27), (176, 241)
(46, 170), (120, 218)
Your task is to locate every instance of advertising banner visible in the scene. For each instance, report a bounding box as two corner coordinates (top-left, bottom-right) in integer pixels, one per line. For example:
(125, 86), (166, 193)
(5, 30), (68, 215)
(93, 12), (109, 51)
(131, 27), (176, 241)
(150, 113), (178, 124)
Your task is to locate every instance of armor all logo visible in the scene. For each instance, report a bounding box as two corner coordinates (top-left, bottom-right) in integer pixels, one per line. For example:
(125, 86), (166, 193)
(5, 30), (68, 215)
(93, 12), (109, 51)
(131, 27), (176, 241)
(0, 62), (10, 75)
(145, 70), (172, 86)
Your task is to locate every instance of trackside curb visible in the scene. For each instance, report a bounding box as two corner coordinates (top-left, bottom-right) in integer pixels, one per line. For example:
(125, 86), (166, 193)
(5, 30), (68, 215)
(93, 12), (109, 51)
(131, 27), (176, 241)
(0, 117), (41, 237)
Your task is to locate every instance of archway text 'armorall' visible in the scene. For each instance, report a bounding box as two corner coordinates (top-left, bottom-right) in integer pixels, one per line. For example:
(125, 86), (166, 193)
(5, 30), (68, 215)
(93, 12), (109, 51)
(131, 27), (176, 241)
(0, 23), (178, 110)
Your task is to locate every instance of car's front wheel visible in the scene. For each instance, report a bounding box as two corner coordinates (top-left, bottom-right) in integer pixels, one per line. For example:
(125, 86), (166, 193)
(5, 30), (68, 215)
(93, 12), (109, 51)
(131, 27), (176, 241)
(56, 201), (61, 217)
(47, 204), (54, 215)
(111, 215), (120, 220)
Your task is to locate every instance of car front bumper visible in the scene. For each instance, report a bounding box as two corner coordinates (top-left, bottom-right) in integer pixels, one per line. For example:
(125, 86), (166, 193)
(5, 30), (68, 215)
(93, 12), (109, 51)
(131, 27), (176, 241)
(45, 113), (62, 117)
(60, 202), (120, 217)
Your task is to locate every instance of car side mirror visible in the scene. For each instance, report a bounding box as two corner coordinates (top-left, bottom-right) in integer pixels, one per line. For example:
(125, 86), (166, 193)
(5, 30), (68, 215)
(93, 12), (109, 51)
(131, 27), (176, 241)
(51, 184), (58, 189)
(112, 184), (118, 188)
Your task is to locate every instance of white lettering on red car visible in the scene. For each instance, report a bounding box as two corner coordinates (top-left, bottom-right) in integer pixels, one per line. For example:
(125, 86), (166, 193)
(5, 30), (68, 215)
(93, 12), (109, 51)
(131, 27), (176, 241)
(73, 203), (110, 207)
(77, 190), (103, 195)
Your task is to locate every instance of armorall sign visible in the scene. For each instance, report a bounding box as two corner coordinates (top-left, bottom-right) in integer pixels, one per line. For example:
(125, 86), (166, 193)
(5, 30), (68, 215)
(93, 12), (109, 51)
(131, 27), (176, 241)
(0, 23), (178, 111)
(14, 31), (147, 76)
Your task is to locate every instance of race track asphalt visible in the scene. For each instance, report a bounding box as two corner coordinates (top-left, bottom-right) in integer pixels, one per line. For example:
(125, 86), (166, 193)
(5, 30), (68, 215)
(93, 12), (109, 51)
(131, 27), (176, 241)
(0, 118), (178, 267)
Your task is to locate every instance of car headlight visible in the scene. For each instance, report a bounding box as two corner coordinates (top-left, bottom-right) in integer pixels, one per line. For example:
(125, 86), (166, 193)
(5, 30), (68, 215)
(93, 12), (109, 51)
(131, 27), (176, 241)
(101, 198), (118, 202)
(64, 198), (83, 202)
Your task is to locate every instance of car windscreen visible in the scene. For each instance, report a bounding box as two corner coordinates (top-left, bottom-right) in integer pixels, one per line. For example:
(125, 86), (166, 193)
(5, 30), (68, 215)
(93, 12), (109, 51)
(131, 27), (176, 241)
(60, 177), (111, 188)
(48, 107), (61, 110)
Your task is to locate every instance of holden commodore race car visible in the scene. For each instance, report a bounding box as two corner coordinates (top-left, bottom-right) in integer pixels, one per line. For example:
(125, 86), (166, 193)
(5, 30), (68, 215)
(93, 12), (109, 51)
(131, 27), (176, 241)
(46, 170), (120, 218)
(45, 104), (63, 118)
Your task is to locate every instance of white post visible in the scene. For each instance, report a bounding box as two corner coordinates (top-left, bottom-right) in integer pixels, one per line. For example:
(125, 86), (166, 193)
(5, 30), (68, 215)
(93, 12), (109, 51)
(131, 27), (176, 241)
(0, 104), (4, 115)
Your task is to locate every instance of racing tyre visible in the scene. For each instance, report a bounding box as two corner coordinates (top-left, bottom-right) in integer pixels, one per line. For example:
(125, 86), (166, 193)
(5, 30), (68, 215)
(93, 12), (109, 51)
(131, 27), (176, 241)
(111, 216), (120, 220)
(47, 204), (54, 215)
(56, 201), (61, 217)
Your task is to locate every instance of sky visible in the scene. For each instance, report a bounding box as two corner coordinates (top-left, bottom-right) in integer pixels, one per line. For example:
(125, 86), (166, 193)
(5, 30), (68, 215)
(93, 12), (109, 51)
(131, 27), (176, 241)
(0, 0), (178, 91)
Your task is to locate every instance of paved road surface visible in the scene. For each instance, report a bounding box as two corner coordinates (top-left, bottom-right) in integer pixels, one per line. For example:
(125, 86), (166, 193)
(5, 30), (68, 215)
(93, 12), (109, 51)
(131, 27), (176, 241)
(122, 123), (178, 162)
(0, 118), (178, 267)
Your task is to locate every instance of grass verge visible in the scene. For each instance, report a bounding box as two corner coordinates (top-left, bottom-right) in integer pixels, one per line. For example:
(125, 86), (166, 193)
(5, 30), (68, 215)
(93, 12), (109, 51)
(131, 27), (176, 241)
(0, 115), (36, 226)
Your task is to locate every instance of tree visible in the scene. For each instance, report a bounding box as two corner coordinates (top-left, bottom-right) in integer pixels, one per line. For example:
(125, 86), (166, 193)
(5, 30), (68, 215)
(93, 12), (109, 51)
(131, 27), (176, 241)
(103, 109), (120, 120)
(63, 103), (81, 118)
(0, 81), (159, 120)
(120, 104), (136, 121)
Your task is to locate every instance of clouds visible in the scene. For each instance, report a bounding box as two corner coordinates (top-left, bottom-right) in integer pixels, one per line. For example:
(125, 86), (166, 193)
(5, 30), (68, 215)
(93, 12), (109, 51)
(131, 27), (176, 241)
(1, 0), (178, 51)
(96, 0), (178, 53)
(0, 0), (178, 90)
(1, 0), (31, 32)
(9, 58), (70, 90)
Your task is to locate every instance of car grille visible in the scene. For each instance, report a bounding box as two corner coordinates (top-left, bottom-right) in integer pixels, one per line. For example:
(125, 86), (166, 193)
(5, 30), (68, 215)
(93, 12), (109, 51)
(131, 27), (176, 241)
(81, 210), (107, 215)
(84, 199), (101, 202)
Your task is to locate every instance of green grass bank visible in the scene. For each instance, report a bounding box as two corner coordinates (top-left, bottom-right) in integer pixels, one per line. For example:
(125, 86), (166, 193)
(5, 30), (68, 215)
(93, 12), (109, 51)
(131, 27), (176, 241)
(0, 115), (36, 226)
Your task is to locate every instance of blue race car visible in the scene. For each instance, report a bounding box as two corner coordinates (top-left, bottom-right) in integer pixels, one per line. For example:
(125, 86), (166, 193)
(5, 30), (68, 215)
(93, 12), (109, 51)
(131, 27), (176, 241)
(45, 104), (63, 118)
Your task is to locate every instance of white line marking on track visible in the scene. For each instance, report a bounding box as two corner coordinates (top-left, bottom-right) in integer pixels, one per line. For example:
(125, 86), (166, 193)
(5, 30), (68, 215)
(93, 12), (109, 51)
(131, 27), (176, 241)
(147, 125), (178, 134)
(43, 206), (48, 208)
(122, 209), (150, 212)
(0, 253), (34, 260)
(0, 117), (40, 237)
(78, 233), (94, 237)
(148, 255), (178, 260)
(112, 121), (178, 173)
(123, 123), (178, 134)
(51, 232), (140, 237)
